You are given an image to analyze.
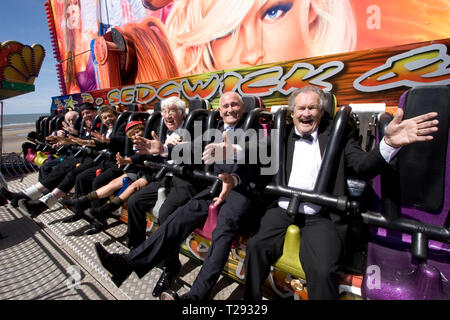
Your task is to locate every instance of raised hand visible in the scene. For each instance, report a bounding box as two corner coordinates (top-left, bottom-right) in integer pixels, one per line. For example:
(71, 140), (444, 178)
(91, 131), (108, 143)
(134, 131), (164, 155)
(384, 109), (439, 148)
(62, 121), (78, 135)
(202, 131), (235, 165)
(116, 152), (132, 168)
(165, 133), (182, 146)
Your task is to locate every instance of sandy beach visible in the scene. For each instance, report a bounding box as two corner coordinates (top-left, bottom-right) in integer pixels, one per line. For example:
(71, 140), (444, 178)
(1, 124), (36, 154)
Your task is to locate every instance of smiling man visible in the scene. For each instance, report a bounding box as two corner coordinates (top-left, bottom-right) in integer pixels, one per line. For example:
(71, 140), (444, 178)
(94, 91), (262, 300)
(243, 85), (440, 300)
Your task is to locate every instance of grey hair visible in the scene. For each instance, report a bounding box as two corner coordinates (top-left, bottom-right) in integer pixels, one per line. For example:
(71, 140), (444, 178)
(288, 86), (327, 112)
(161, 96), (186, 118)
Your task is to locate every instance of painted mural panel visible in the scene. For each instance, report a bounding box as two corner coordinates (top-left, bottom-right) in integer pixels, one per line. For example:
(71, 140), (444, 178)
(46, 0), (450, 96)
(50, 38), (450, 112)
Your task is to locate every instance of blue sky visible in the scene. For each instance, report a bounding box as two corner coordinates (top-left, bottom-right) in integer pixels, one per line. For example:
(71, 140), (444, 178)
(0, 0), (60, 115)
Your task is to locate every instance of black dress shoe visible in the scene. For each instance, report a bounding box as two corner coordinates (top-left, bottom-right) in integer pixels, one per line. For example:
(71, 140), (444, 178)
(90, 201), (120, 221)
(152, 260), (182, 297)
(0, 187), (30, 207)
(18, 199), (48, 217)
(61, 195), (91, 213)
(86, 221), (106, 235)
(160, 289), (180, 300)
(94, 242), (132, 287)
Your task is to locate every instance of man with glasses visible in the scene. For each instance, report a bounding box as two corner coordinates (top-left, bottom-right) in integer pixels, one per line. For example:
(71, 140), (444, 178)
(94, 92), (261, 300)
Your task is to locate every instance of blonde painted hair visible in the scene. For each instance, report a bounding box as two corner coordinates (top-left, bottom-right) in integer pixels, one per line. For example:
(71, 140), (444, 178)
(118, 17), (180, 83)
(166, 0), (356, 75)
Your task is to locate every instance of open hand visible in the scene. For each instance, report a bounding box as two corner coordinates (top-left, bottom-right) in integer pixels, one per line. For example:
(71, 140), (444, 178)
(134, 131), (164, 155)
(384, 109), (439, 148)
(91, 131), (108, 143)
(62, 121), (78, 135)
(202, 131), (235, 164)
(165, 133), (182, 146)
(116, 152), (132, 168)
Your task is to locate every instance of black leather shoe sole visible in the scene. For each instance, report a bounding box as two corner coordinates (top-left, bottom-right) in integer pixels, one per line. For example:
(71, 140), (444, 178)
(160, 289), (180, 300)
(62, 213), (83, 223)
(86, 221), (105, 235)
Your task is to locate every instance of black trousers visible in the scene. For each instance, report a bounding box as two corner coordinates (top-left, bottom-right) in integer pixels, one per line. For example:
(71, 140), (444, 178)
(38, 158), (61, 180)
(127, 188), (253, 300)
(243, 206), (345, 300)
(39, 155), (95, 193)
(126, 177), (168, 249)
(74, 160), (123, 197)
(127, 175), (202, 250)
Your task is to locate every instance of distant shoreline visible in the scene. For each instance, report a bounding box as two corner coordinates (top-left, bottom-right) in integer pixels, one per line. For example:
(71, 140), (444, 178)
(0, 123), (35, 154)
(1, 113), (48, 126)
(2, 122), (35, 129)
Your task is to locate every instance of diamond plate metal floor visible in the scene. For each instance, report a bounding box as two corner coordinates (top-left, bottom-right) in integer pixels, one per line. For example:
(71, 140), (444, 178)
(0, 172), (244, 300)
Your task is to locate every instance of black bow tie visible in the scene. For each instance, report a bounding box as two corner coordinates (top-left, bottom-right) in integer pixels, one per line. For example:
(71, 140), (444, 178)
(292, 132), (313, 142)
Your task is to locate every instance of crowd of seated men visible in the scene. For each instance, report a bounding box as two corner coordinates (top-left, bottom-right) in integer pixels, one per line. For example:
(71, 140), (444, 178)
(0, 86), (441, 300)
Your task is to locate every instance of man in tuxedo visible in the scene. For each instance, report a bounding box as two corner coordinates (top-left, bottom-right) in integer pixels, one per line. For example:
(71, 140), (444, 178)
(94, 91), (261, 300)
(0, 102), (98, 209)
(243, 85), (439, 300)
(17, 105), (125, 217)
(114, 96), (205, 297)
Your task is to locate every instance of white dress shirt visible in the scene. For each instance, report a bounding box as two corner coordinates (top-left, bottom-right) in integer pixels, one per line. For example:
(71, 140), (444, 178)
(278, 127), (400, 215)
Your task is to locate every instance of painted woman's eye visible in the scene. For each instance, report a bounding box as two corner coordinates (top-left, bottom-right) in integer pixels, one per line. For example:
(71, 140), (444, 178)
(263, 3), (293, 21)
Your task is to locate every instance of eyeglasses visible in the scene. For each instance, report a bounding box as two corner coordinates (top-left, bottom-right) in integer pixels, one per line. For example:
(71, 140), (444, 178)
(294, 105), (320, 113)
(162, 109), (179, 116)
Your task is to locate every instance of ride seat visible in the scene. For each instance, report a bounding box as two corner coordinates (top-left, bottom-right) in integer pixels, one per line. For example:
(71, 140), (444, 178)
(362, 85), (450, 300)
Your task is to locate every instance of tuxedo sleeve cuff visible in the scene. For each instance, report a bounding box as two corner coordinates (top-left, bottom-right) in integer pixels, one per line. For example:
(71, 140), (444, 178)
(380, 138), (401, 163)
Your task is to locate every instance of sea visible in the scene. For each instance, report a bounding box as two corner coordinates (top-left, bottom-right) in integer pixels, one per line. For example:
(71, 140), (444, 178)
(0, 113), (48, 128)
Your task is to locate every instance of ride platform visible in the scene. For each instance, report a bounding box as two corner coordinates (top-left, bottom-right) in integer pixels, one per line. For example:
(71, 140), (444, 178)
(0, 172), (245, 300)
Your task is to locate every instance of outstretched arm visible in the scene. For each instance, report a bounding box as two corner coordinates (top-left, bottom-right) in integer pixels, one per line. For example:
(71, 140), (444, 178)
(384, 109), (439, 148)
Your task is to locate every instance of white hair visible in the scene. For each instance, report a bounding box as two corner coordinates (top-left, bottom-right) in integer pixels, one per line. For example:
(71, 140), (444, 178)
(160, 96), (186, 116)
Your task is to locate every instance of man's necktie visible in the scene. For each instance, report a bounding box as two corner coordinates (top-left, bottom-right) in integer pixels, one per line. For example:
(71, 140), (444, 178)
(292, 132), (313, 142)
(224, 126), (233, 131)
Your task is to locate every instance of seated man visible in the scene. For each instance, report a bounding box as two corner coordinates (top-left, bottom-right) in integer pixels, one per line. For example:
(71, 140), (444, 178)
(94, 92), (261, 300)
(9, 105), (122, 216)
(243, 85), (439, 300)
(61, 121), (149, 233)
(0, 102), (98, 208)
(38, 109), (79, 180)
(64, 97), (189, 237)
(115, 96), (206, 297)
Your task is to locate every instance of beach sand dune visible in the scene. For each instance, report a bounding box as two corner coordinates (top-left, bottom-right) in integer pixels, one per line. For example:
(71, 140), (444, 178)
(1, 124), (36, 154)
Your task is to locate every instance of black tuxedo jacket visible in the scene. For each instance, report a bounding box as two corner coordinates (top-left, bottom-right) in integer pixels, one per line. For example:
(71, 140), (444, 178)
(284, 119), (389, 199)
